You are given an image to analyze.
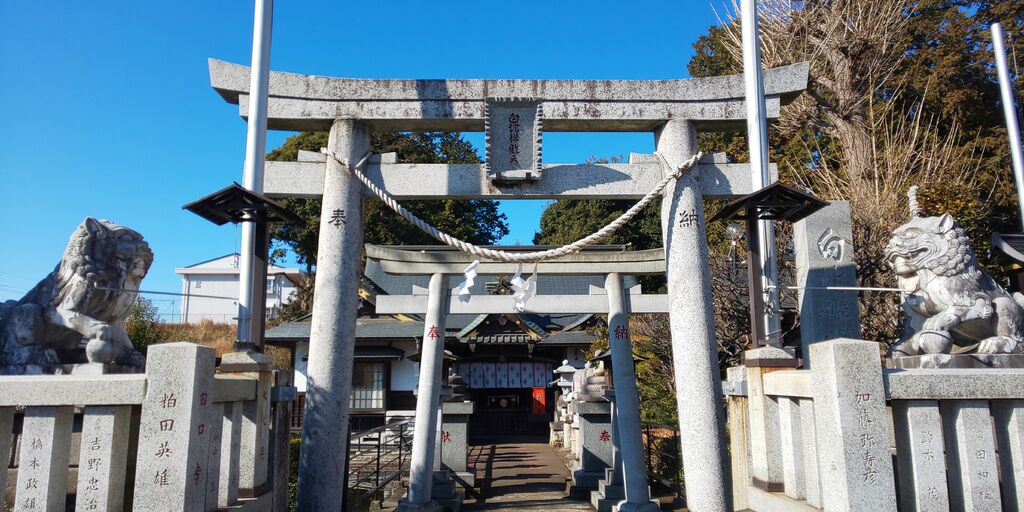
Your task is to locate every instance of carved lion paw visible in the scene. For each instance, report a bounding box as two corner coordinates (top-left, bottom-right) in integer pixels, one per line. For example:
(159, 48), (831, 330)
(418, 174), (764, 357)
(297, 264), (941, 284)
(977, 336), (1017, 354)
(889, 339), (920, 357)
(917, 330), (954, 354)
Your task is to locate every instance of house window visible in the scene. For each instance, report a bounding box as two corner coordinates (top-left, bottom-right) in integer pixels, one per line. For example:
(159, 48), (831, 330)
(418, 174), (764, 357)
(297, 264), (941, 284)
(266, 276), (277, 294)
(350, 361), (386, 410)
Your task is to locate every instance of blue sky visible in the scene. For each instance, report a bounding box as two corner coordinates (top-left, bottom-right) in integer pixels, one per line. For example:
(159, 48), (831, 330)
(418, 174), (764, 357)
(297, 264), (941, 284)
(0, 1), (722, 318)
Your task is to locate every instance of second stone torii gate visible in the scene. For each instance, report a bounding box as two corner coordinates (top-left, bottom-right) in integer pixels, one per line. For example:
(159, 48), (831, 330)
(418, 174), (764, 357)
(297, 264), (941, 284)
(206, 58), (809, 512)
(371, 246), (669, 511)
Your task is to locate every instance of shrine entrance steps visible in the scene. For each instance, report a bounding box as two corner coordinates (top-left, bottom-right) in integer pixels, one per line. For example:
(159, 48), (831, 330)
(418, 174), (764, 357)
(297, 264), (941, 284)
(461, 438), (593, 511)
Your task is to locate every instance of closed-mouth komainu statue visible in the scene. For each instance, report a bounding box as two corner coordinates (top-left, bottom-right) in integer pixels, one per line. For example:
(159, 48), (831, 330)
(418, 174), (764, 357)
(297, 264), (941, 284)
(0, 218), (153, 370)
(887, 187), (1024, 356)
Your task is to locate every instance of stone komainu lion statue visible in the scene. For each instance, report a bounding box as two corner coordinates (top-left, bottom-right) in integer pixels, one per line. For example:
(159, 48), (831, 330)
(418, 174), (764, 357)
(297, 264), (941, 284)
(0, 218), (153, 368)
(887, 187), (1024, 356)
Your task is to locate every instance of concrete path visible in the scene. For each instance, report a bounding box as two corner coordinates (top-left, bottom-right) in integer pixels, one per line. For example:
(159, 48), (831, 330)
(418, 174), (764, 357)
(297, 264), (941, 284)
(461, 439), (593, 511)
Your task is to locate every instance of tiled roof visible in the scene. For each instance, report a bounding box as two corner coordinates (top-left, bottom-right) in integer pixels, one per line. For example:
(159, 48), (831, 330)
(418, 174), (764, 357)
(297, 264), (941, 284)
(265, 316), (451, 342)
(537, 331), (598, 346)
(465, 334), (534, 344)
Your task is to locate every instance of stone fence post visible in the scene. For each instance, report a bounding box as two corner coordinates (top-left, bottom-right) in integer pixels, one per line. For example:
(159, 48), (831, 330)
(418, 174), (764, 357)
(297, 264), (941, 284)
(219, 350), (274, 498)
(810, 339), (896, 511)
(15, 407), (73, 512)
(724, 366), (750, 511)
(132, 342), (217, 511)
(745, 345), (797, 492)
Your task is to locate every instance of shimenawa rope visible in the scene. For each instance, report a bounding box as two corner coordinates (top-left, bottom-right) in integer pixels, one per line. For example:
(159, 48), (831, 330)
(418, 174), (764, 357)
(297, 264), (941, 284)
(321, 149), (702, 263)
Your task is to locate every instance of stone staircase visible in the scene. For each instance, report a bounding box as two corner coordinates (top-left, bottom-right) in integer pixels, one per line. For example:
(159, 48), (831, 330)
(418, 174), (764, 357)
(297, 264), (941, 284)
(370, 470), (465, 511)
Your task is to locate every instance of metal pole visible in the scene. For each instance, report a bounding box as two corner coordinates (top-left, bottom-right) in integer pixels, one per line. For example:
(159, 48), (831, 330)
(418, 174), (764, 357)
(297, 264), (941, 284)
(376, 432), (383, 489)
(746, 214), (768, 347)
(993, 23), (1024, 229)
(741, 0), (782, 344)
(236, 0), (273, 350)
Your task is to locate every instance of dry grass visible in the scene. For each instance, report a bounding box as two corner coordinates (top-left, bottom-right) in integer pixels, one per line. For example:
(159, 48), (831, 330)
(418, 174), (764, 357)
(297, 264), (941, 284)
(156, 320), (237, 356)
(154, 321), (293, 369)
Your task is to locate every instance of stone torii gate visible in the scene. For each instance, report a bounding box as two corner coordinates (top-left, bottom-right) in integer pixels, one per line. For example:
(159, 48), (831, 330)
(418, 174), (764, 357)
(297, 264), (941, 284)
(207, 59), (808, 512)
(370, 245), (668, 511)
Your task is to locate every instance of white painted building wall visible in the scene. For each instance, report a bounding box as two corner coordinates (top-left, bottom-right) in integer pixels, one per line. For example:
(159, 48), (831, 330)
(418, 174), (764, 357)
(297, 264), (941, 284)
(291, 339), (418, 394)
(175, 253), (300, 324)
(294, 341), (310, 393)
(389, 340), (419, 392)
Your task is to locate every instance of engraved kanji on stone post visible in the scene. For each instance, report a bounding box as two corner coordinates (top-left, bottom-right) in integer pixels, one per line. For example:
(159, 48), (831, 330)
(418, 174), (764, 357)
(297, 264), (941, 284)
(132, 343), (217, 511)
(76, 406), (131, 512)
(15, 407), (73, 512)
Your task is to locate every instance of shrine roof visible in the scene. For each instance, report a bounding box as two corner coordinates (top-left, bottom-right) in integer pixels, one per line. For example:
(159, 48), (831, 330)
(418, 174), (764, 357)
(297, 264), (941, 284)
(265, 316), (452, 343)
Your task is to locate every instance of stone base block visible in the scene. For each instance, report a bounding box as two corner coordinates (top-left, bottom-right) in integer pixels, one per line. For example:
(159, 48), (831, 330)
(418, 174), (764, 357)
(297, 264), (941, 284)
(394, 500), (444, 512)
(435, 489), (464, 512)
(566, 470), (603, 498)
(591, 484), (625, 512)
(451, 471), (475, 489)
(611, 500), (661, 512)
(891, 353), (1024, 369)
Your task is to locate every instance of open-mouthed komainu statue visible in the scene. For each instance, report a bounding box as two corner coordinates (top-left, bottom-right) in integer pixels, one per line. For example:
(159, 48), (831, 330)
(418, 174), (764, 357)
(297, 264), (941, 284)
(887, 187), (1024, 356)
(0, 218), (153, 369)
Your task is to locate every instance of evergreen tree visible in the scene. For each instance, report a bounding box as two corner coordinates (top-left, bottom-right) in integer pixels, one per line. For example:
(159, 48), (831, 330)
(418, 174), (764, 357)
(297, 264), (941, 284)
(267, 131), (509, 319)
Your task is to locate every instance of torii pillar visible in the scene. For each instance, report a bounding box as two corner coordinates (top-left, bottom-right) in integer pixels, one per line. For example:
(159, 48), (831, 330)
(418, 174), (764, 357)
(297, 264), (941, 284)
(296, 119), (370, 510)
(657, 120), (730, 511)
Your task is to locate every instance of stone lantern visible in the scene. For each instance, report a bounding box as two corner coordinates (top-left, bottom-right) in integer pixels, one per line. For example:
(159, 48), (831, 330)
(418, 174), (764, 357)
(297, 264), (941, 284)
(553, 359), (578, 392)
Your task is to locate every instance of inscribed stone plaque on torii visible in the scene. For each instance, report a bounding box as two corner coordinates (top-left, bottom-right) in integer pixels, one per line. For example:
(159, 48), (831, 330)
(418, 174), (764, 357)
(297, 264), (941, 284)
(485, 97), (542, 182)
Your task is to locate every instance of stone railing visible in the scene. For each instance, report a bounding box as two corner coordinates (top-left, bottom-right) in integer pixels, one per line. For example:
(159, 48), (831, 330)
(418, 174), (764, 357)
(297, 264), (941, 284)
(727, 338), (1024, 511)
(1, 342), (290, 511)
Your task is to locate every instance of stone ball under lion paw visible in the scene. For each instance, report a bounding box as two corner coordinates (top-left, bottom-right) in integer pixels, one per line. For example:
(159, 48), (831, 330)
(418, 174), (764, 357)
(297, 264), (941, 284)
(977, 336), (1017, 354)
(85, 337), (119, 364)
(917, 330), (954, 354)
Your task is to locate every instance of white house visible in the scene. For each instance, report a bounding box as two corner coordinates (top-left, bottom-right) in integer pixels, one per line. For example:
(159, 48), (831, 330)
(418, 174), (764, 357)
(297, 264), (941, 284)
(175, 253), (302, 324)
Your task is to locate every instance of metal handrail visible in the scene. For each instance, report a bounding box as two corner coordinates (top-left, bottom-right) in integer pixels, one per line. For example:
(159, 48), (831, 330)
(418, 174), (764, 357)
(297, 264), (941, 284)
(344, 418), (415, 510)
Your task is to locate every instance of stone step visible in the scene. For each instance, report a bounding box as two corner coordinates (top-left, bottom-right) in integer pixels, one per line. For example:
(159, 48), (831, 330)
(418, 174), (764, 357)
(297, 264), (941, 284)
(591, 495), (620, 512)
(598, 480), (625, 500)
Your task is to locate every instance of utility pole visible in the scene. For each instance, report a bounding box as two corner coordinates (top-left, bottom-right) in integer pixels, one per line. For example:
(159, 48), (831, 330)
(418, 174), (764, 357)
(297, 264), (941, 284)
(741, 0), (782, 345)
(993, 23), (1024, 229)
(236, 0), (274, 351)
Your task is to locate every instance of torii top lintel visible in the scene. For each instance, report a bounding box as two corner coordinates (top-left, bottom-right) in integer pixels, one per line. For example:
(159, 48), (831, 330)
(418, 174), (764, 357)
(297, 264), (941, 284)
(208, 59), (809, 132)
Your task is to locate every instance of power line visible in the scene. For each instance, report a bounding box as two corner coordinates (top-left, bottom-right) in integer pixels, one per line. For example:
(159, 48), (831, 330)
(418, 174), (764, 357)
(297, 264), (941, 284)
(92, 285), (237, 301)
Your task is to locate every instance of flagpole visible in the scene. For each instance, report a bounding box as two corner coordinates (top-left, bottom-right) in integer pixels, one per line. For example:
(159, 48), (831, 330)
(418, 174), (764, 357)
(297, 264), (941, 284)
(993, 23), (1024, 229)
(236, 0), (274, 350)
(741, 0), (782, 345)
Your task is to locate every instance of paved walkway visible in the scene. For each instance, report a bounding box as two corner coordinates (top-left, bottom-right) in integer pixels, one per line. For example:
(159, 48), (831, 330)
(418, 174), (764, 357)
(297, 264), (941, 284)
(461, 438), (593, 511)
